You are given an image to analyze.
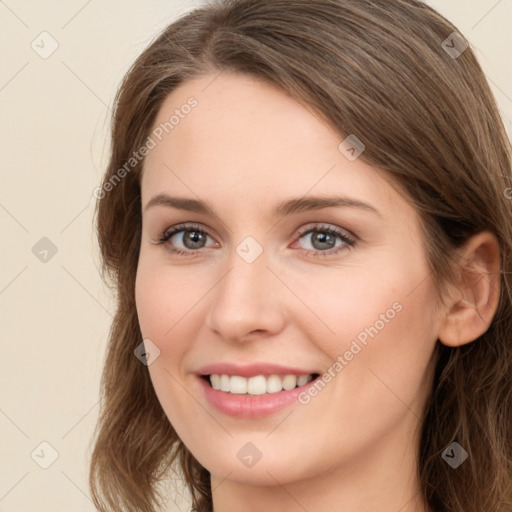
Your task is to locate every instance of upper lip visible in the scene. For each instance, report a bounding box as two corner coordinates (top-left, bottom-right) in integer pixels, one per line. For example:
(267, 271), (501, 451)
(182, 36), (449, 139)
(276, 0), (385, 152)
(196, 362), (319, 378)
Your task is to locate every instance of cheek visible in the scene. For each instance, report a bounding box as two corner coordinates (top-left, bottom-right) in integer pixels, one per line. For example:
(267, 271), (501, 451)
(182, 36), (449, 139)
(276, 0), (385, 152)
(135, 266), (167, 341)
(135, 259), (201, 342)
(354, 298), (437, 424)
(296, 259), (435, 357)
(298, 255), (439, 408)
(134, 259), (219, 393)
(134, 261), (202, 420)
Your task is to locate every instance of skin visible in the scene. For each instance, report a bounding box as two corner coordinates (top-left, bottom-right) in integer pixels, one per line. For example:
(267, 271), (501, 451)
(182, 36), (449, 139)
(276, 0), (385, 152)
(135, 72), (500, 512)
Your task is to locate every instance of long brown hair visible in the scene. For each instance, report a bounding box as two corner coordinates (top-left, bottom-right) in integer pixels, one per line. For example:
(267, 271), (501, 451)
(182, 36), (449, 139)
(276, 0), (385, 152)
(89, 1), (512, 511)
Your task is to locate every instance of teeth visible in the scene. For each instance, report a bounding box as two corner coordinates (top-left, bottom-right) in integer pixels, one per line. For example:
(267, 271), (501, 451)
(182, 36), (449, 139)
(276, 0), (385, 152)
(266, 375), (282, 394)
(247, 375), (267, 395)
(230, 376), (247, 394)
(208, 373), (314, 395)
(210, 374), (221, 390)
(220, 374), (230, 392)
(297, 375), (309, 386)
(282, 375), (297, 390)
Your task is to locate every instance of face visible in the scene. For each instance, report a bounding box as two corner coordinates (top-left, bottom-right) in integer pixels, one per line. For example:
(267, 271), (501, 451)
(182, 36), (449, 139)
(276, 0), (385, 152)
(135, 72), (442, 487)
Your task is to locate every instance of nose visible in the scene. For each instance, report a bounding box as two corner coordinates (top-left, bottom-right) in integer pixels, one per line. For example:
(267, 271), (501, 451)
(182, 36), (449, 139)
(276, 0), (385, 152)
(204, 246), (287, 343)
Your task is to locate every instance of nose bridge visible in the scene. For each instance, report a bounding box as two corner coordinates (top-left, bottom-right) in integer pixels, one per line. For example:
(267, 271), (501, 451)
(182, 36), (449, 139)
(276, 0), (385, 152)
(205, 241), (285, 341)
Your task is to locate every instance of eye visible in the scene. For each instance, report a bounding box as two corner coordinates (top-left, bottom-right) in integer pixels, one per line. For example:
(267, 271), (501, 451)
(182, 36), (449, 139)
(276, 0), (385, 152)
(154, 223), (217, 256)
(291, 223), (355, 257)
(153, 222), (356, 258)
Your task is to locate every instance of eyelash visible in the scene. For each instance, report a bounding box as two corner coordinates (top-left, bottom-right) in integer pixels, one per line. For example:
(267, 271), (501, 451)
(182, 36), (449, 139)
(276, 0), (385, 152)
(154, 222), (356, 258)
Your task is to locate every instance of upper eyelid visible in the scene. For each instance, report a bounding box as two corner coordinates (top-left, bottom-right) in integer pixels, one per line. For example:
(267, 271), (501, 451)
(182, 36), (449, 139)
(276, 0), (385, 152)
(295, 223), (353, 237)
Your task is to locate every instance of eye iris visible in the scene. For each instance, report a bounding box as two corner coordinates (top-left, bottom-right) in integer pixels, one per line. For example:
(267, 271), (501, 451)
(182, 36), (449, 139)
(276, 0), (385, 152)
(311, 231), (335, 250)
(183, 230), (206, 249)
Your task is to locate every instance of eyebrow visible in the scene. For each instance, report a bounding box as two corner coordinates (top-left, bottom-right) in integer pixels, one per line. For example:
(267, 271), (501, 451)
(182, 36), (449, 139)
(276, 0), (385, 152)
(144, 193), (383, 218)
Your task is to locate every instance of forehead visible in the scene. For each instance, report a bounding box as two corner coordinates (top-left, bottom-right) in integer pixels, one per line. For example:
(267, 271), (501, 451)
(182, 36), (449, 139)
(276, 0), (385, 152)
(140, 72), (405, 220)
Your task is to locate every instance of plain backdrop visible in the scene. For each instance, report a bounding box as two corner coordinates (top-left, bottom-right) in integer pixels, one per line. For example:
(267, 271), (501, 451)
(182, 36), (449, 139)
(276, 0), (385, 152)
(1, 1), (511, 511)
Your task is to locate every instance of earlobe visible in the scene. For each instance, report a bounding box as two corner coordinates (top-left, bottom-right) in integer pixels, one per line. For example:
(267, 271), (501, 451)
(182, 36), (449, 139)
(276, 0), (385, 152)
(438, 231), (501, 348)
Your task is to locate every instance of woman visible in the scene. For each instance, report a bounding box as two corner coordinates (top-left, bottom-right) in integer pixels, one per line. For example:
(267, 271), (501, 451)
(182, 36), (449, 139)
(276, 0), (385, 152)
(89, 1), (512, 511)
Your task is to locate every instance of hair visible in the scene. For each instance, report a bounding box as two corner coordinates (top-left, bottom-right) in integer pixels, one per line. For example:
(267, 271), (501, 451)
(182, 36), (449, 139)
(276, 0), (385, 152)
(88, 1), (512, 511)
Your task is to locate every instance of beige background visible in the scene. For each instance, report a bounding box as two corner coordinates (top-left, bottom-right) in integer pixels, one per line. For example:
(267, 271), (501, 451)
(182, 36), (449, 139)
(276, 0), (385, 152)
(1, 1), (511, 511)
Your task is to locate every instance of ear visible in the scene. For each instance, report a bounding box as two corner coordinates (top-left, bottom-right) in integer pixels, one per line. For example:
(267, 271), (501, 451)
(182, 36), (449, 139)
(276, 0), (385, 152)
(438, 231), (501, 348)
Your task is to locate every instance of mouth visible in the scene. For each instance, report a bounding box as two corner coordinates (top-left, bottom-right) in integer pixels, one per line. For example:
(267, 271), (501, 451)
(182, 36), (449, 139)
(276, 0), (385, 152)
(200, 373), (321, 395)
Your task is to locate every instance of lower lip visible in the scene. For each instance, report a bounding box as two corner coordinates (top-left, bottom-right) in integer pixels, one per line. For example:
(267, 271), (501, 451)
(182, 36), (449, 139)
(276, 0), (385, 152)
(198, 375), (319, 418)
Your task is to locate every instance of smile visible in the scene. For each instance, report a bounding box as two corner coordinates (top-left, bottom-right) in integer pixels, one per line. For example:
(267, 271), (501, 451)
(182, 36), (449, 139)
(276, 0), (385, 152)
(206, 373), (318, 395)
(198, 372), (322, 418)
